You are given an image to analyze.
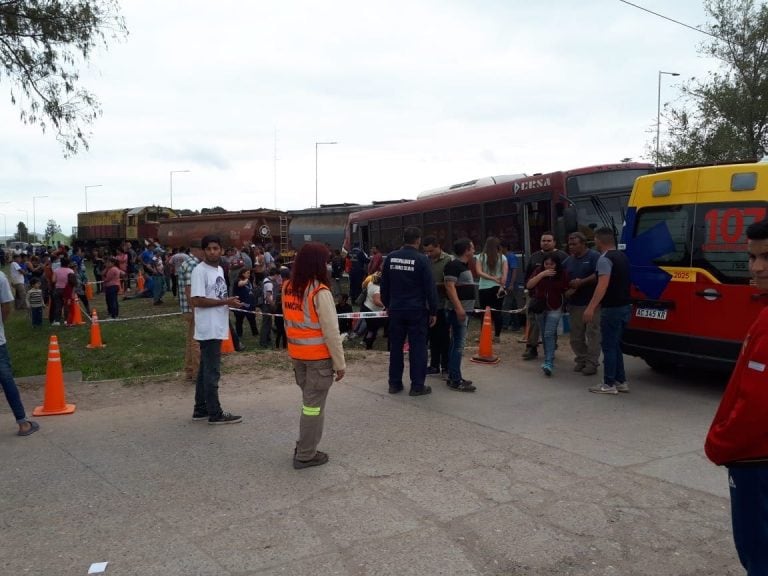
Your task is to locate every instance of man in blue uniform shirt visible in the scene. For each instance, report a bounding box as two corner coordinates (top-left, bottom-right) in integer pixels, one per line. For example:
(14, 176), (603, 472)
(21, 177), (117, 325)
(381, 227), (438, 396)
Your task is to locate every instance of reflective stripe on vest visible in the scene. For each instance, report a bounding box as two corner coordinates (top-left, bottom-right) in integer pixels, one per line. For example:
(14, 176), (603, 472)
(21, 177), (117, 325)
(283, 280), (332, 361)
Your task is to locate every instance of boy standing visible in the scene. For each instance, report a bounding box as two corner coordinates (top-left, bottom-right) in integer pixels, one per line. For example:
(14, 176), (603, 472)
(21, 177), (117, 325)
(190, 235), (243, 425)
(26, 277), (44, 328)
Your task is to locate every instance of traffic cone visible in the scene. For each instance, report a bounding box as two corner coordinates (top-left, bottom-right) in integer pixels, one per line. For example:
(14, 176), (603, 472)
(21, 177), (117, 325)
(69, 297), (85, 326)
(85, 282), (94, 300)
(221, 328), (235, 354)
(471, 306), (500, 365)
(137, 271), (145, 292)
(33, 335), (76, 416)
(86, 309), (106, 349)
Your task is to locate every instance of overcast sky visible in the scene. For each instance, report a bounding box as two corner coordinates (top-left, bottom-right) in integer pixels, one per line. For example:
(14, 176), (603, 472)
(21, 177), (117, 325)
(1, 0), (717, 239)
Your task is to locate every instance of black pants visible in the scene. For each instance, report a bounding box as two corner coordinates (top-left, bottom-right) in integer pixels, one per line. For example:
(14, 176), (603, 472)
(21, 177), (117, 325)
(195, 339), (223, 417)
(478, 287), (504, 338)
(234, 310), (258, 337)
(428, 309), (450, 370)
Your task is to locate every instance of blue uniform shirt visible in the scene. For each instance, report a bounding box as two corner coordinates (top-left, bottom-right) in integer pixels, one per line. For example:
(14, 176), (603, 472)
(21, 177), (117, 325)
(380, 245), (437, 314)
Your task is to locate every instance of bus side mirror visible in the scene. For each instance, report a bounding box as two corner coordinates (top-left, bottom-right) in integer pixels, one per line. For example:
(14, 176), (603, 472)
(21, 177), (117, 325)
(563, 206), (577, 234)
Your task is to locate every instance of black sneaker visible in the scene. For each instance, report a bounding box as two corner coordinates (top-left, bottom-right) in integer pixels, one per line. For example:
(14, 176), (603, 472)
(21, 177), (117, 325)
(409, 386), (432, 397)
(192, 409), (208, 421)
(426, 366), (441, 376)
(293, 450), (329, 469)
(522, 348), (538, 360)
(208, 412), (243, 425)
(447, 379), (476, 392)
(388, 384), (404, 394)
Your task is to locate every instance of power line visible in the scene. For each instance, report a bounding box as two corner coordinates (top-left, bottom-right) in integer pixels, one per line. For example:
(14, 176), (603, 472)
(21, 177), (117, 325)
(617, 0), (721, 39)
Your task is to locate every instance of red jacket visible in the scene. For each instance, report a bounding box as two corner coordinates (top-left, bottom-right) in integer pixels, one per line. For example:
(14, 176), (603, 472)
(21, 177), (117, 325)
(705, 306), (768, 465)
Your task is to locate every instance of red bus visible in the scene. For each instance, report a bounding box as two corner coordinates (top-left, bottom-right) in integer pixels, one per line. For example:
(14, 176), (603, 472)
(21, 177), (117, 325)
(344, 163), (654, 256)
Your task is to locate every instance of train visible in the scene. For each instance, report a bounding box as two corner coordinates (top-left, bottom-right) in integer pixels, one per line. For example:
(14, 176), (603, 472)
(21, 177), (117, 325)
(75, 206), (177, 249)
(75, 203), (404, 254)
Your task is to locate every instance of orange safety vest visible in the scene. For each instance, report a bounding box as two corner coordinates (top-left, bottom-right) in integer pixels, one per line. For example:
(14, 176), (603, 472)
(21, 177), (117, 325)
(283, 280), (331, 361)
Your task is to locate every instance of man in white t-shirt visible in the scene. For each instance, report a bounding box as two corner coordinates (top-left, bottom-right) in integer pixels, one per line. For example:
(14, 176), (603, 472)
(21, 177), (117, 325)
(9, 254), (27, 310)
(0, 271), (40, 436)
(190, 235), (243, 425)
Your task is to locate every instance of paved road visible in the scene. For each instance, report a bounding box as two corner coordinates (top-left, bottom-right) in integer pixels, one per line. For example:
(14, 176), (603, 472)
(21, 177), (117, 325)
(0, 343), (740, 576)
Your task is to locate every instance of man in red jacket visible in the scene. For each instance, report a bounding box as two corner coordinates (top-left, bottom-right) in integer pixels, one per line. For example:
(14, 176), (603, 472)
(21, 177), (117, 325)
(705, 218), (768, 575)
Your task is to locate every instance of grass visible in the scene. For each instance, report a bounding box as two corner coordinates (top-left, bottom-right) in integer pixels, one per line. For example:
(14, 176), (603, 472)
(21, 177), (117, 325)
(5, 288), (188, 381)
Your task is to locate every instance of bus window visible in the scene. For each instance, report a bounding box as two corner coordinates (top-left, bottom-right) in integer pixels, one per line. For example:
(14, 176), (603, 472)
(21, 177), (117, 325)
(450, 205), (481, 250)
(403, 213), (422, 229)
(423, 209), (449, 250)
(572, 196), (628, 244)
(693, 203), (768, 284)
(634, 205), (693, 265)
(486, 199), (523, 251)
(379, 217), (401, 252)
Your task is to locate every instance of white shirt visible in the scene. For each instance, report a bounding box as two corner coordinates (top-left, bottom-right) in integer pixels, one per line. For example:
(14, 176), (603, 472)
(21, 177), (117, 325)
(0, 272), (14, 345)
(10, 261), (24, 285)
(191, 262), (229, 341)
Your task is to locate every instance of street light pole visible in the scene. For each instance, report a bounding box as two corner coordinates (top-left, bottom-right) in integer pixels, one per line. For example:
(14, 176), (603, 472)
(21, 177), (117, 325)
(315, 141), (337, 209)
(656, 70), (680, 165)
(84, 184), (103, 213)
(170, 170), (190, 209)
(32, 195), (48, 242)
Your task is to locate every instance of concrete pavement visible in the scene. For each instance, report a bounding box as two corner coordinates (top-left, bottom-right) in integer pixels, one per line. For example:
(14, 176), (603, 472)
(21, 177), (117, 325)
(0, 346), (741, 575)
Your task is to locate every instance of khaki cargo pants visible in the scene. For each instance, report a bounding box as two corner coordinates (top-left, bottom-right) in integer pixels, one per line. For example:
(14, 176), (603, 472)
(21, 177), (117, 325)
(293, 358), (335, 461)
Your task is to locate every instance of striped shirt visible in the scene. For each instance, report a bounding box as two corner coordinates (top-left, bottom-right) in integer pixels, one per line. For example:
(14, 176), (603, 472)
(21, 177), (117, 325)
(27, 288), (44, 308)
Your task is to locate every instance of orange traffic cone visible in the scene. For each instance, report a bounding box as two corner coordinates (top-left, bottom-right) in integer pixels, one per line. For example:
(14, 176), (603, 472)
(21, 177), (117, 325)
(69, 297), (85, 325)
(33, 335), (76, 416)
(85, 282), (94, 300)
(137, 271), (145, 292)
(471, 306), (500, 365)
(221, 328), (235, 354)
(86, 309), (106, 349)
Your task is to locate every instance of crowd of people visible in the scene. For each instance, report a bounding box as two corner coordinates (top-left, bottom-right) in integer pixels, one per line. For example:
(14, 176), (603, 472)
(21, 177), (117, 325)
(3, 219), (767, 573)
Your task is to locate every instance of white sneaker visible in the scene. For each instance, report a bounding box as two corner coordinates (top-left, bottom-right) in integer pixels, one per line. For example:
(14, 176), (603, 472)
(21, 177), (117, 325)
(615, 383), (630, 393)
(589, 384), (618, 395)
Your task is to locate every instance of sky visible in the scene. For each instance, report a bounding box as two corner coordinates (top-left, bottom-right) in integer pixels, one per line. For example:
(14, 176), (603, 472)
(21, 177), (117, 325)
(0, 0), (719, 240)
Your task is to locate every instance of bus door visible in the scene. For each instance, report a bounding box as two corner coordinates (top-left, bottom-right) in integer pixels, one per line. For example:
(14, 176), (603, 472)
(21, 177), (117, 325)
(689, 198), (768, 363)
(523, 198), (552, 259)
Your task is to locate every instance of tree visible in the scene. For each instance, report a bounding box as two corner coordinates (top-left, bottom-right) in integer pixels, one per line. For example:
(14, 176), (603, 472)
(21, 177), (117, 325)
(0, 1), (128, 156)
(657, 0), (768, 165)
(13, 220), (28, 241)
(44, 218), (61, 242)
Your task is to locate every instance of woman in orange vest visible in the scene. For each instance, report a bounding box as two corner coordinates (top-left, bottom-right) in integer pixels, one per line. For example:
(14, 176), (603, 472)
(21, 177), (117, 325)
(282, 242), (346, 470)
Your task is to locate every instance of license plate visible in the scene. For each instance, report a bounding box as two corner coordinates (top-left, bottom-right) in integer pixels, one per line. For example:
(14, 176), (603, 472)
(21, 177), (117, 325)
(635, 308), (667, 320)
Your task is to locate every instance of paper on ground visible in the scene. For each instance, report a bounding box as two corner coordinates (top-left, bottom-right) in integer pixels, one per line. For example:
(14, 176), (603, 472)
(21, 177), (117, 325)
(88, 562), (108, 574)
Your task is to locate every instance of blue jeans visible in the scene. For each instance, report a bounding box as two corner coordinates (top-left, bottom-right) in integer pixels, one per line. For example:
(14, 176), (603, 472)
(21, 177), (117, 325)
(728, 466), (768, 575)
(600, 305), (631, 385)
(0, 344), (26, 422)
(152, 274), (164, 303)
(446, 310), (468, 382)
(31, 307), (43, 327)
(538, 310), (562, 366)
(387, 309), (429, 390)
(105, 285), (119, 318)
(194, 339), (223, 417)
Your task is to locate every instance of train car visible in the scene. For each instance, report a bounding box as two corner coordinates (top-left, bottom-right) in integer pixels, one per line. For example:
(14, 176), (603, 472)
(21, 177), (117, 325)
(76, 206), (176, 250)
(76, 209), (127, 246)
(156, 210), (288, 250)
